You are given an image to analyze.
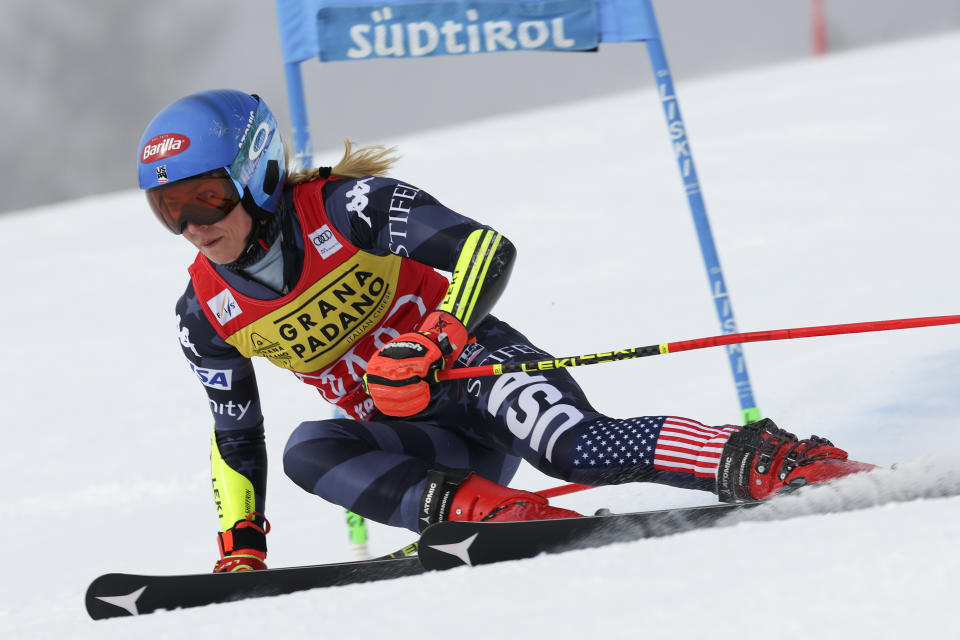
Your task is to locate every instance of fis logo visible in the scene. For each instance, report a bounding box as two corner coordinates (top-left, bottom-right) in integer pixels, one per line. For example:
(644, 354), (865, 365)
(189, 363), (233, 390)
(309, 224), (343, 259)
(207, 289), (243, 326)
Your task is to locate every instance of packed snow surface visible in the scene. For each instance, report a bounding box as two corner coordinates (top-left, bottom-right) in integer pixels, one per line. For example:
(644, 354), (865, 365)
(4, 32), (959, 639)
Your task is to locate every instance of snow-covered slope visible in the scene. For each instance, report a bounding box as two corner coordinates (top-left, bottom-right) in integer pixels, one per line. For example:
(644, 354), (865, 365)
(4, 32), (959, 639)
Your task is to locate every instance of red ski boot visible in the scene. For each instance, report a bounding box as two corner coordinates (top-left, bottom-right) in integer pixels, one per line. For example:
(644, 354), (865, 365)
(418, 470), (581, 531)
(213, 513), (269, 572)
(717, 418), (877, 502)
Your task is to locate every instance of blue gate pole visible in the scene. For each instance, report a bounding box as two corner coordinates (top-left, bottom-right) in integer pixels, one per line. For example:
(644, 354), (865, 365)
(639, 0), (761, 424)
(283, 61), (314, 167)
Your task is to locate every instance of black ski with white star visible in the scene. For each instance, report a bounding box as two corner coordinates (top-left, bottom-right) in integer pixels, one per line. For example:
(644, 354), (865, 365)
(85, 556), (424, 619)
(85, 503), (760, 619)
(418, 501), (763, 570)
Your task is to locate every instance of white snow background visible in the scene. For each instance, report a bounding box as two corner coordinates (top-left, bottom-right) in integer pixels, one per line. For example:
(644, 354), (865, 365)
(3, 32), (959, 639)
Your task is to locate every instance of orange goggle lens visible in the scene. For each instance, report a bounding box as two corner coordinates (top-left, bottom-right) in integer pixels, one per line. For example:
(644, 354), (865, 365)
(145, 169), (241, 234)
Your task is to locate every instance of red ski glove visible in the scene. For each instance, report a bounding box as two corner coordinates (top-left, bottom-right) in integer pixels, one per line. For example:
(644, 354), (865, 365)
(717, 418), (877, 502)
(364, 311), (470, 417)
(213, 513), (269, 573)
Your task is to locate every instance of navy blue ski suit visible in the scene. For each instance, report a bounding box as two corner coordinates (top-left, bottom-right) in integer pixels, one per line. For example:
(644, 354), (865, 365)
(175, 175), (729, 532)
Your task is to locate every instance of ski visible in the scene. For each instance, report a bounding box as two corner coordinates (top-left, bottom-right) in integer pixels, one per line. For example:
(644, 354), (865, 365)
(85, 554), (424, 619)
(86, 503), (761, 618)
(84, 497), (848, 618)
(418, 501), (764, 570)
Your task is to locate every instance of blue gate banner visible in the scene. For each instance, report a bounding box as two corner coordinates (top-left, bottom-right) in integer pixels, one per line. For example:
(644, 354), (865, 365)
(276, 0), (657, 64)
(319, 0), (596, 62)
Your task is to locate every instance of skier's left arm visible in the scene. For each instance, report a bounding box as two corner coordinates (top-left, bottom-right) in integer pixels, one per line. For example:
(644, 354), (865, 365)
(433, 225), (515, 331)
(323, 177), (516, 416)
(324, 176), (516, 331)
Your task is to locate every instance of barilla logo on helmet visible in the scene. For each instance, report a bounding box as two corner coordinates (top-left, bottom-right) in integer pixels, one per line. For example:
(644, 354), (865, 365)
(141, 133), (190, 163)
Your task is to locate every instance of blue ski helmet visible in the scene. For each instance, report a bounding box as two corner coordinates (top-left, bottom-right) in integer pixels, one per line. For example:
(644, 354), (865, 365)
(138, 90), (286, 232)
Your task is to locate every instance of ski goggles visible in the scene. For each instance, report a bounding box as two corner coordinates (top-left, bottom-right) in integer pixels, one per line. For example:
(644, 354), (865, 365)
(145, 168), (242, 234)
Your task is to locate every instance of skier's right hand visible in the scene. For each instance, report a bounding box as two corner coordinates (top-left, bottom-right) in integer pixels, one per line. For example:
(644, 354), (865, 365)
(363, 310), (469, 417)
(213, 513), (269, 572)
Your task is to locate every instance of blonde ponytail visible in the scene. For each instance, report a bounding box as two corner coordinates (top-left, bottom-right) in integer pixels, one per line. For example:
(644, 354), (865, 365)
(286, 139), (400, 185)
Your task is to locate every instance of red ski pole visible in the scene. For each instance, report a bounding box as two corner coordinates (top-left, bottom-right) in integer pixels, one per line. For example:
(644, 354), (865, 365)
(436, 315), (960, 382)
(537, 483), (595, 498)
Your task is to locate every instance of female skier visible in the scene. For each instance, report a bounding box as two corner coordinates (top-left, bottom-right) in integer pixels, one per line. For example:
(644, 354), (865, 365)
(138, 90), (873, 572)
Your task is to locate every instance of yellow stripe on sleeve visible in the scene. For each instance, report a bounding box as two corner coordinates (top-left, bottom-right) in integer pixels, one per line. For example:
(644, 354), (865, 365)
(439, 230), (483, 317)
(439, 229), (500, 326)
(464, 233), (502, 324)
(211, 429), (257, 531)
